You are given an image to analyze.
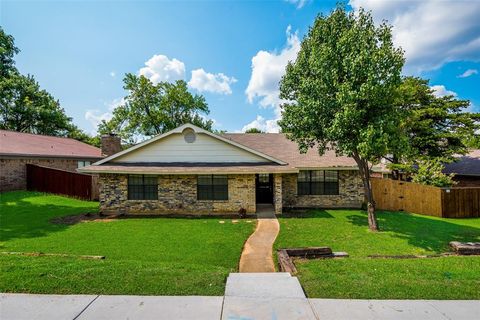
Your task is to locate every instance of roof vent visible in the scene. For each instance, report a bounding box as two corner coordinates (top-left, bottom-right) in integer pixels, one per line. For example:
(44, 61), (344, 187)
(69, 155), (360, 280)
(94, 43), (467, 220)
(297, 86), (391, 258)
(183, 128), (196, 143)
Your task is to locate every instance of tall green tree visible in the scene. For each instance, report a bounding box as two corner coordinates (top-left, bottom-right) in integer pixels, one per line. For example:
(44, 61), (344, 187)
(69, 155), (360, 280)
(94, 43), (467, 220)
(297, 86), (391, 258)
(388, 77), (480, 178)
(0, 73), (73, 135)
(0, 27), (96, 141)
(99, 74), (213, 143)
(245, 128), (264, 133)
(0, 27), (18, 77)
(279, 6), (404, 231)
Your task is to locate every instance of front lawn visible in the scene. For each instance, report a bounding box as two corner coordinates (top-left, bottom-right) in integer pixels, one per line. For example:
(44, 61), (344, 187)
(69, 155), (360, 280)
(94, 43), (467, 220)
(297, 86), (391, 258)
(275, 210), (480, 299)
(0, 191), (254, 295)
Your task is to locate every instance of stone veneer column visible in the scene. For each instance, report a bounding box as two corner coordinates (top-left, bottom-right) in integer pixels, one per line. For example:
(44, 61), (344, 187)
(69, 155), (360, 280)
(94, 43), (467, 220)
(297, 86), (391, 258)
(273, 174), (283, 214)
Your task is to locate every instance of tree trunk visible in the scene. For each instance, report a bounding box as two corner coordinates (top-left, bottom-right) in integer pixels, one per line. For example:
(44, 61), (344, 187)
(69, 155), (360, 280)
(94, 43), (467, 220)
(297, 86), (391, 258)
(391, 155), (400, 180)
(353, 153), (379, 231)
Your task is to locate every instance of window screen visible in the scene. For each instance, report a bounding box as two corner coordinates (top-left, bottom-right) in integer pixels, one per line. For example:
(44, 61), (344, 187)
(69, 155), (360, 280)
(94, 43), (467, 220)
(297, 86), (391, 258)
(197, 175), (228, 200)
(128, 175), (158, 200)
(297, 170), (339, 195)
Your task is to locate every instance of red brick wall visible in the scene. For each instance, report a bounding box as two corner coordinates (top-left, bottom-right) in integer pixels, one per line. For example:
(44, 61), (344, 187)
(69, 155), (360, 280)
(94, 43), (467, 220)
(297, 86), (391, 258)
(0, 158), (88, 192)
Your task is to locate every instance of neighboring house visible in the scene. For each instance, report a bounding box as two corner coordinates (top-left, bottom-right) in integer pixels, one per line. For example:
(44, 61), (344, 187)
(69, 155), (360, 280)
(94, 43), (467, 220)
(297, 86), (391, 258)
(0, 130), (118, 192)
(443, 149), (480, 187)
(79, 123), (366, 215)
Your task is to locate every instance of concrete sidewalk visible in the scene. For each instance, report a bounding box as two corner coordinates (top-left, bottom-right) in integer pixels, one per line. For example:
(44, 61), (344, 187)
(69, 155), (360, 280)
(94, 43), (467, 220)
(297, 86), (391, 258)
(2, 291), (479, 320)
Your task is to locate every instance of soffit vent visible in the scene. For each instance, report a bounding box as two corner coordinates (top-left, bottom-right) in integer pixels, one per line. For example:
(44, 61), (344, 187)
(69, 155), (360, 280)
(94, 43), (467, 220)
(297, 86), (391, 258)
(183, 128), (196, 143)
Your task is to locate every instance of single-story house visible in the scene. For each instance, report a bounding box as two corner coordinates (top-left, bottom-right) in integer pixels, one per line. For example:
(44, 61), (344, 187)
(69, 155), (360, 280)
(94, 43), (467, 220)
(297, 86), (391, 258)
(443, 149), (480, 187)
(0, 130), (120, 192)
(79, 124), (367, 215)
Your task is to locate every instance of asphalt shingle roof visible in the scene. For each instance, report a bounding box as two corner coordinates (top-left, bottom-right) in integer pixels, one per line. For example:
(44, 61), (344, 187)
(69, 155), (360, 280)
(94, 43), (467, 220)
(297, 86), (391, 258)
(443, 149), (480, 176)
(221, 133), (358, 168)
(0, 130), (102, 159)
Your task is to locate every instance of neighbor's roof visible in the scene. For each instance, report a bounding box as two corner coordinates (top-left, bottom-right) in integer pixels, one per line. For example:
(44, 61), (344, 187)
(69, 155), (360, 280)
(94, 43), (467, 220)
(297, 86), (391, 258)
(0, 130), (102, 159)
(222, 133), (358, 169)
(443, 149), (480, 176)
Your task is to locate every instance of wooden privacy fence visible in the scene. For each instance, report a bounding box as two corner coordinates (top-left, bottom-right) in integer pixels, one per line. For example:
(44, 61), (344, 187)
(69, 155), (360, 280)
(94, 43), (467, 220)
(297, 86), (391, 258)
(26, 164), (99, 201)
(371, 178), (480, 218)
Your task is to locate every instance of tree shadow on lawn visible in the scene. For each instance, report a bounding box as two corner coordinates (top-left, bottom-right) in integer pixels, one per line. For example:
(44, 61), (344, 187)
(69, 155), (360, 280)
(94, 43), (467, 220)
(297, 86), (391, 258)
(282, 210), (334, 219)
(0, 193), (97, 243)
(347, 211), (480, 253)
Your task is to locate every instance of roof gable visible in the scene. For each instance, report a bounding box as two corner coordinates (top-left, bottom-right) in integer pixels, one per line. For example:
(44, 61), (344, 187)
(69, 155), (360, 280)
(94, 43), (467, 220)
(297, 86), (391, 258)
(95, 124), (286, 165)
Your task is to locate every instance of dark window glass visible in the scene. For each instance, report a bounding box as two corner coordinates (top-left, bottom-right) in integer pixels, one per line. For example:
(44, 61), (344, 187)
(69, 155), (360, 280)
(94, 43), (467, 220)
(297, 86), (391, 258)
(297, 170), (339, 195)
(197, 175), (228, 200)
(298, 171), (309, 182)
(128, 175), (158, 200)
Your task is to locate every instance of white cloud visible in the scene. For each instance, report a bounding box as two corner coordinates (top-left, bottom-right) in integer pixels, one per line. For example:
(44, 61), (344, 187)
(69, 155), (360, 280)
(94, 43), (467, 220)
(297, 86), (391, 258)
(85, 110), (112, 133)
(243, 26), (300, 133)
(110, 71), (116, 77)
(241, 115), (281, 133)
(457, 69), (478, 78)
(285, 0), (308, 9)
(349, 0), (480, 72)
(431, 85), (457, 98)
(245, 25), (300, 108)
(188, 69), (237, 95)
(466, 102), (477, 112)
(84, 98), (125, 134)
(139, 54), (186, 84)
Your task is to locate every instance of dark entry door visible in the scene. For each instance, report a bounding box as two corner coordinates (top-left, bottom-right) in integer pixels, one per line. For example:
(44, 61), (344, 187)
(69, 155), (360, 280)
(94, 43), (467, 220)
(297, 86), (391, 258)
(256, 174), (273, 204)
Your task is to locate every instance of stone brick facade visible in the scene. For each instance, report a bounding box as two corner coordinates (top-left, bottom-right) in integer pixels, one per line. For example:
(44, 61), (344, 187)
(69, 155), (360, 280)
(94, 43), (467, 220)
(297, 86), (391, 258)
(99, 174), (256, 215)
(0, 157), (86, 192)
(98, 170), (365, 215)
(273, 174), (283, 214)
(282, 170), (364, 209)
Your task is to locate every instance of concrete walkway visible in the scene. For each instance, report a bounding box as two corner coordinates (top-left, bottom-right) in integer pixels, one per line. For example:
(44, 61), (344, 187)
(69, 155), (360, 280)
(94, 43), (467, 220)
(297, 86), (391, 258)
(223, 272), (317, 319)
(2, 292), (479, 320)
(238, 205), (279, 272)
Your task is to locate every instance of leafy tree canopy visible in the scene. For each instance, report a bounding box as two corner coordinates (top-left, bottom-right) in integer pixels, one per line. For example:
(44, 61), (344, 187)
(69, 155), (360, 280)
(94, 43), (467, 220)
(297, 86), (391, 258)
(245, 128), (264, 133)
(0, 27), (97, 144)
(411, 159), (456, 188)
(0, 27), (19, 77)
(279, 5), (405, 230)
(99, 74), (213, 143)
(390, 77), (479, 166)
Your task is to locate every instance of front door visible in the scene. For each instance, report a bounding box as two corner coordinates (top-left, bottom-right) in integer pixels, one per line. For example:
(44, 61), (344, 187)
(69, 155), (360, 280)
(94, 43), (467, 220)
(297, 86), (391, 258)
(256, 174), (273, 204)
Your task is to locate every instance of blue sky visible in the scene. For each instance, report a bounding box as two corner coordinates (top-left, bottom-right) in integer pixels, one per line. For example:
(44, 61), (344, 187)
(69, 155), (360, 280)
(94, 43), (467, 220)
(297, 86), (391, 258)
(2, 0), (479, 134)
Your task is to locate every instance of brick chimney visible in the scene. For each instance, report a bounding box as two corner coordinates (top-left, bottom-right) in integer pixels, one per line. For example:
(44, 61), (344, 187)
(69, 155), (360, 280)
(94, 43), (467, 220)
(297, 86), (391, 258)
(101, 134), (122, 157)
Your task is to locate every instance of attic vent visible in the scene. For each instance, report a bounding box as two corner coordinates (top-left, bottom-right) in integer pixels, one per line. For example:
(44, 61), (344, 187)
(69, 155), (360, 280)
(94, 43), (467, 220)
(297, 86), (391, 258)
(183, 128), (196, 143)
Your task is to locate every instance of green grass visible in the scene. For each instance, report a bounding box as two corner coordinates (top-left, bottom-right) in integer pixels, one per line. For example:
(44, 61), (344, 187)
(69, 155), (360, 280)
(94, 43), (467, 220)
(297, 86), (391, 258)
(0, 191), (254, 295)
(275, 210), (480, 299)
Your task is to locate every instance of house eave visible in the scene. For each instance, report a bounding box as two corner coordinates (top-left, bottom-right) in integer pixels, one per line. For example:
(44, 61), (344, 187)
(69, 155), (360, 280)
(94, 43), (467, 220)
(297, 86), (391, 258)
(0, 153), (103, 160)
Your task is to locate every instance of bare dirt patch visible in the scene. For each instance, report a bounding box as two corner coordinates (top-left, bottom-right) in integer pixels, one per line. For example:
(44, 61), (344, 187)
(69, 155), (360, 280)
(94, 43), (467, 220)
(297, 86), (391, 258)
(51, 213), (120, 225)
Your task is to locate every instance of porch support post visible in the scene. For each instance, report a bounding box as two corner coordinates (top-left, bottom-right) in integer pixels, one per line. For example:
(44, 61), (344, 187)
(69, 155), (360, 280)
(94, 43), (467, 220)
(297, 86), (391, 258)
(273, 173), (283, 215)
